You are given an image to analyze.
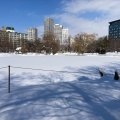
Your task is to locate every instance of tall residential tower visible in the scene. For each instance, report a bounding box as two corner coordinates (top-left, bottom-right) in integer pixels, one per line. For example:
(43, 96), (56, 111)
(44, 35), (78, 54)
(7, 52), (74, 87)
(27, 28), (38, 41)
(109, 19), (120, 40)
(62, 28), (69, 44)
(54, 24), (63, 44)
(44, 18), (54, 34)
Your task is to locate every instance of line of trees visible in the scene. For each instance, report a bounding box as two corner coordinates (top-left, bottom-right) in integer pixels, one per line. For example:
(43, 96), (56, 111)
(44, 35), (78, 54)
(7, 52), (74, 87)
(71, 33), (108, 54)
(0, 33), (60, 54)
(0, 37), (13, 53)
(0, 32), (120, 54)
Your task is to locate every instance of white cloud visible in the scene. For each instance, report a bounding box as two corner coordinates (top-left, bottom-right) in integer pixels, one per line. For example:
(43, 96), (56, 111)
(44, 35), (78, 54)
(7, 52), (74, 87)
(62, 0), (120, 14)
(52, 0), (120, 37)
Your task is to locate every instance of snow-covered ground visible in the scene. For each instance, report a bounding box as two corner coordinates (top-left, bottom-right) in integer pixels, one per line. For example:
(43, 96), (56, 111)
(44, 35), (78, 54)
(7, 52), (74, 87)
(0, 52), (120, 120)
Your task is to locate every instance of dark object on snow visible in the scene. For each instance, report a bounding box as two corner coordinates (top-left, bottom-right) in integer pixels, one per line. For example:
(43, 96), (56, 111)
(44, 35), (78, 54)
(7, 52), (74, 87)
(114, 71), (119, 80)
(99, 70), (103, 77)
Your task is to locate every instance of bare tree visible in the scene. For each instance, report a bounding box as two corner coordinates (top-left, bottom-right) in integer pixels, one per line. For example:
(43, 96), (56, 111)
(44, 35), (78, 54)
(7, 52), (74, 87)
(42, 33), (60, 54)
(0, 31), (14, 52)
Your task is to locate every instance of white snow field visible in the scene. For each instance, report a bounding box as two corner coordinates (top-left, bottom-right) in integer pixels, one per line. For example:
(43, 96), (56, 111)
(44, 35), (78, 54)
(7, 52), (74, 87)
(0, 53), (120, 120)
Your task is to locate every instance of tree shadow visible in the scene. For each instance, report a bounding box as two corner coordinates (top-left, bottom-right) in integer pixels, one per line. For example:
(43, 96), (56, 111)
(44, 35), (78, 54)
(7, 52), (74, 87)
(0, 62), (120, 120)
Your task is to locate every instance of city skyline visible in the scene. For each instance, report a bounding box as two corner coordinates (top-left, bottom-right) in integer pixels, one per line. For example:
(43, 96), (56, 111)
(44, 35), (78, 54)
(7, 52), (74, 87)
(1, 0), (120, 37)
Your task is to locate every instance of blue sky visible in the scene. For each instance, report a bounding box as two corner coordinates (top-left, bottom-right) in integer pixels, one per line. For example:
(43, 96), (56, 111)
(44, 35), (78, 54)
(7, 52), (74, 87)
(0, 0), (61, 34)
(0, 0), (120, 37)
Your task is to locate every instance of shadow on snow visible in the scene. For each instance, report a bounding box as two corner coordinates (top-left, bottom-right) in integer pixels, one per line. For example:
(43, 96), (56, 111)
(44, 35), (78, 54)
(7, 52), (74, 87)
(0, 62), (120, 120)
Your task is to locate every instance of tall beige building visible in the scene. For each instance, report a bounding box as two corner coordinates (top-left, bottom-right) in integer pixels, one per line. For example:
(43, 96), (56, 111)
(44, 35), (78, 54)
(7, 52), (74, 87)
(0, 26), (28, 48)
(62, 28), (69, 44)
(54, 24), (63, 44)
(8, 32), (28, 48)
(27, 28), (38, 41)
(44, 18), (54, 34)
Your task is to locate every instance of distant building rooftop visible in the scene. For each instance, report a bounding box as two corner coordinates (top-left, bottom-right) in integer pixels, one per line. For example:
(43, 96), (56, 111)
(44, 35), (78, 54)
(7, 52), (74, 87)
(2, 26), (15, 32)
(6, 27), (14, 30)
(109, 19), (120, 24)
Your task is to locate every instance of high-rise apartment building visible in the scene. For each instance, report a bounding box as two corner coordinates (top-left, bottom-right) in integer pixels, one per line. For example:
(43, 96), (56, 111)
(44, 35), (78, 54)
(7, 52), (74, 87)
(8, 32), (28, 48)
(62, 28), (69, 44)
(1, 26), (28, 48)
(54, 24), (63, 44)
(27, 28), (38, 41)
(109, 19), (120, 40)
(44, 18), (54, 34)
